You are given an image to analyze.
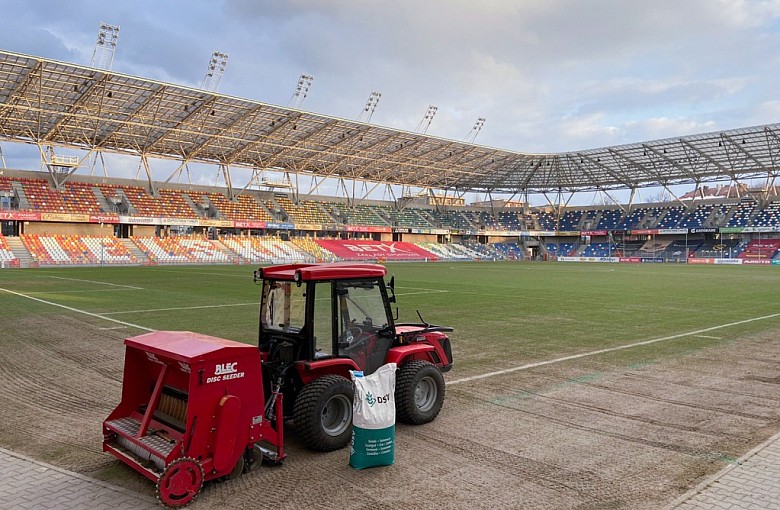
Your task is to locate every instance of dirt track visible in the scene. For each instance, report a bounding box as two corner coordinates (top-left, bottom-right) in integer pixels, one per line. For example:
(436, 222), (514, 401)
(1, 313), (780, 509)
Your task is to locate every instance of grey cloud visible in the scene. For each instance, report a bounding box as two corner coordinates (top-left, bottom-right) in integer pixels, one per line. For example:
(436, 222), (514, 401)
(2, 0), (780, 156)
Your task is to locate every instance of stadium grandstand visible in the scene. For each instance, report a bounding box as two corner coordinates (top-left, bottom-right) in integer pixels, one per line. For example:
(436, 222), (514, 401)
(1, 48), (779, 268)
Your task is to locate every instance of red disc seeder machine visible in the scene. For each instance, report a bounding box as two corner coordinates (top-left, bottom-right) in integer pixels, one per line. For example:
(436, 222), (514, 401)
(102, 331), (285, 507)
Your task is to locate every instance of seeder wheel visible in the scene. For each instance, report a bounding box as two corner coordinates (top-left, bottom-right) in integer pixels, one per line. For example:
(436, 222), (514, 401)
(156, 457), (204, 508)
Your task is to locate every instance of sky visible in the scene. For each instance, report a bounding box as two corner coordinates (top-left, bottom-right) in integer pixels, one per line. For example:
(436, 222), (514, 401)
(2, 0), (780, 205)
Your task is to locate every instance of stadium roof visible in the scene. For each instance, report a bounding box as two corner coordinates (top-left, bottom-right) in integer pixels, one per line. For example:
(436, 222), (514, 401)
(1, 48), (779, 195)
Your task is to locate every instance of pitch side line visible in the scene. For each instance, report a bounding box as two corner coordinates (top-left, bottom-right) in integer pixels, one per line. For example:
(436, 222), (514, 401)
(28, 288), (142, 295)
(47, 276), (143, 289)
(102, 302), (258, 315)
(149, 268), (250, 278)
(395, 290), (449, 297)
(448, 312), (780, 386)
(0, 287), (155, 332)
(101, 289), (448, 315)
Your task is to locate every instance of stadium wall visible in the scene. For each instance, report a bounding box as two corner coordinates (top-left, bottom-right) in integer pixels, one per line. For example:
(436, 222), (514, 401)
(24, 222), (106, 236)
(400, 233), (437, 243)
(131, 225), (157, 237)
(487, 236), (519, 243)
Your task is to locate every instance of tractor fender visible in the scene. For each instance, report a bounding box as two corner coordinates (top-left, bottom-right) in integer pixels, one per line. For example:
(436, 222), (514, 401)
(295, 358), (361, 385)
(421, 330), (449, 342)
(385, 344), (435, 366)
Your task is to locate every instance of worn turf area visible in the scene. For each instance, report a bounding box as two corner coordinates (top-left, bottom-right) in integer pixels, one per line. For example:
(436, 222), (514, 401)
(1, 261), (780, 508)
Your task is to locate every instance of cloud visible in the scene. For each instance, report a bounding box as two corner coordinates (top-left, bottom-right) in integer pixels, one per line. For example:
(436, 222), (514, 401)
(3, 0), (780, 202)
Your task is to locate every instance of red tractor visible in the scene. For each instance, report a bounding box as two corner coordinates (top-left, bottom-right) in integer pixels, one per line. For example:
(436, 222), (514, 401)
(255, 262), (453, 451)
(102, 263), (452, 506)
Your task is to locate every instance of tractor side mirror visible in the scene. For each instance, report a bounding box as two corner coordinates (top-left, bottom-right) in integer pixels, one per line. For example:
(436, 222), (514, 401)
(387, 276), (396, 303)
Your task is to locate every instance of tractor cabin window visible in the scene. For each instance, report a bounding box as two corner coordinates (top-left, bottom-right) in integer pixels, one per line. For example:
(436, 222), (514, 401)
(261, 280), (306, 333)
(313, 282), (334, 358)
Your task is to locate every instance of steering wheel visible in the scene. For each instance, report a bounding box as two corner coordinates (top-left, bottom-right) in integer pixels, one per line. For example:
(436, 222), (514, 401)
(339, 324), (371, 351)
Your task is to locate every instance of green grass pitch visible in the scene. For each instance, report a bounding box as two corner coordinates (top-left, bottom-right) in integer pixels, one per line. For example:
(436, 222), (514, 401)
(1, 262), (779, 376)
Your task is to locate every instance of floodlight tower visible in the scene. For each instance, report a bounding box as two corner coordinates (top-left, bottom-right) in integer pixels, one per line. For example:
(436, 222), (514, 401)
(91, 22), (120, 70)
(358, 91), (382, 123)
(415, 105), (438, 134)
(465, 117), (486, 143)
(289, 74), (314, 109)
(202, 51), (229, 92)
(0, 144), (6, 169)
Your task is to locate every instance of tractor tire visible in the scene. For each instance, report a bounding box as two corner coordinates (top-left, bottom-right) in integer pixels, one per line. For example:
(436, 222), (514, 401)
(293, 375), (353, 452)
(396, 360), (445, 425)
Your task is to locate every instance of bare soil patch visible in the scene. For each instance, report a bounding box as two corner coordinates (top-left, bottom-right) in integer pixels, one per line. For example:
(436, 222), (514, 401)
(1, 313), (780, 509)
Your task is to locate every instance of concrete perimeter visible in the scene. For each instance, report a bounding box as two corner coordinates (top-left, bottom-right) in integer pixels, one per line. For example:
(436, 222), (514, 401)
(2, 431), (780, 510)
(668, 429), (780, 510)
(0, 447), (156, 510)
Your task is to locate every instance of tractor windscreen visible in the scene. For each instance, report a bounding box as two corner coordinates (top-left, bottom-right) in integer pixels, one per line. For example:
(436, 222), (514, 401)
(335, 280), (389, 332)
(336, 279), (393, 374)
(261, 280), (306, 333)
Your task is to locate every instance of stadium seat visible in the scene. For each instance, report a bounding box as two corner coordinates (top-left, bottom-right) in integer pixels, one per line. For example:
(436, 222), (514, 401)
(289, 238), (338, 262)
(119, 186), (197, 218)
(738, 239), (780, 260)
(581, 243), (618, 257)
(20, 234), (137, 265)
(0, 234), (20, 267)
(415, 242), (481, 260)
(190, 192), (274, 221)
(221, 236), (314, 263)
(132, 236), (231, 264)
(22, 178), (103, 215)
(274, 196), (335, 224)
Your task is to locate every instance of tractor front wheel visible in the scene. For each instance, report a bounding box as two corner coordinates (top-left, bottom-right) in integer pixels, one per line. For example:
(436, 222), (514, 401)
(396, 360), (445, 425)
(293, 375), (353, 451)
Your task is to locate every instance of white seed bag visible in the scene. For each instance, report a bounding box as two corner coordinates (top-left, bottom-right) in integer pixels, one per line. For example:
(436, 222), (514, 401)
(350, 362), (397, 469)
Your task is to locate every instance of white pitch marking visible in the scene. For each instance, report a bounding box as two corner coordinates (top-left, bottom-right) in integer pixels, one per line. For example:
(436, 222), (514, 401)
(0, 287), (155, 332)
(395, 290), (449, 297)
(149, 268), (250, 278)
(99, 326), (127, 330)
(449, 312), (780, 386)
(102, 302), (258, 315)
(395, 286), (448, 292)
(48, 276), (143, 290)
(103, 290), (448, 315)
(28, 288), (141, 294)
(694, 335), (722, 340)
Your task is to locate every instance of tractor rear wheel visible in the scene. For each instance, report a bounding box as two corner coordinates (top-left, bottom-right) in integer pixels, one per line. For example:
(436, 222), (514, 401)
(396, 360), (445, 425)
(293, 375), (353, 451)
